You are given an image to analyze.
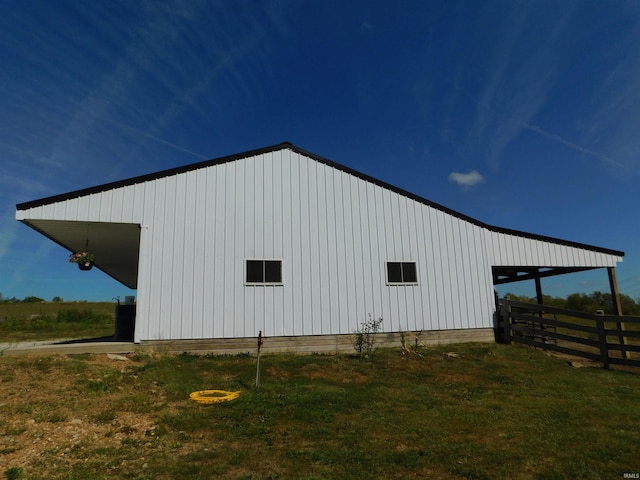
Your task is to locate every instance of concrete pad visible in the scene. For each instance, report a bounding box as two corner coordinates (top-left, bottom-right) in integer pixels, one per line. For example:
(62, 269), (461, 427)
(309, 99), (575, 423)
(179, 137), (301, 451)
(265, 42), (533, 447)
(2, 341), (136, 357)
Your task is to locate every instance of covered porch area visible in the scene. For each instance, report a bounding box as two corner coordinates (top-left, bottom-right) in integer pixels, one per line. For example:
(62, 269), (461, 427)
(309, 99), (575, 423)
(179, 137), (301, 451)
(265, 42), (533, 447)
(15, 218), (142, 343)
(492, 265), (625, 314)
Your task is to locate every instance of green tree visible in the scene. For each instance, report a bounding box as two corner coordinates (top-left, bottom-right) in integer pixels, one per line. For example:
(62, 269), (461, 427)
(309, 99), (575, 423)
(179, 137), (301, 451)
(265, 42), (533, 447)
(619, 294), (640, 315)
(22, 296), (45, 303)
(503, 291), (640, 315)
(504, 293), (535, 303)
(565, 293), (593, 312)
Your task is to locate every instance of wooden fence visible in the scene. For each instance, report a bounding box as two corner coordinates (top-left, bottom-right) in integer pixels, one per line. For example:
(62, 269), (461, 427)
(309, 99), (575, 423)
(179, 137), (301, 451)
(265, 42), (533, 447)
(497, 299), (640, 369)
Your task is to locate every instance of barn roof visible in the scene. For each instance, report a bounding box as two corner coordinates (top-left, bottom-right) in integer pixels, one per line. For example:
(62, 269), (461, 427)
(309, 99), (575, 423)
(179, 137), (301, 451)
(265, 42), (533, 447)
(16, 142), (624, 258)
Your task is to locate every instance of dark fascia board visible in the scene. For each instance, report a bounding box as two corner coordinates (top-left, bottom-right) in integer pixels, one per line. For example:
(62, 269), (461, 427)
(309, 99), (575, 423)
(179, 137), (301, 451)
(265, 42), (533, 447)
(16, 142), (296, 210)
(16, 142), (625, 258)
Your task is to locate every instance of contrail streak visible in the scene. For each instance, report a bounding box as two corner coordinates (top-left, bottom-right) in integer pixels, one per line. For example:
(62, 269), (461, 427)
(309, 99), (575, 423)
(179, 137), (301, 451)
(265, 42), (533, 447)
(109, 120), (210, 160)
(521, 123), (626, 170)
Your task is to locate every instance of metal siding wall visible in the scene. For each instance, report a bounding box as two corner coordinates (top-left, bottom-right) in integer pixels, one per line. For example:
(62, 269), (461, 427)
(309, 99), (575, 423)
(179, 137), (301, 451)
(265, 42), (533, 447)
(396, 197), (412, 331)
(136, 185), (151, 340)
(148, 178), (166, 339)
(308, 159), (320, 334)
(110, 188), (124, 222)
(244, 157), (257, 336)
(212, 165), (227, 338)
(121, 186), (135, 223)
(317, 162), (333, 334)
(289, 152), (304, 336)
(158, 178), (175, 339)
(182, 171), (198, 338)
(384, 191), (400, 327)
(280, 151), (294, 337)
(191, 171), (207, 339)
(351, 178), (367, 332)
(368, 183), (385, 325)
(432, 211), (448, 330)
(451, 218), (466, 328)
(135, 224), (150, 343)
(341, 170), (358, 333)
(263, 157), (275, 336)
(272, 152), (286, 336)
(420, 205), (437, 330)
(171, 173), (186, 339)
(457, 220), (472, 328)
(233, 160), (246, 337)
(24, 149), (627, 342)
(489, 231), (622, 268)
(200, 168), (215, 339)
(470, 221), (494, 328)
(332, 166), (348, 334)
(297, 155), (312, 334)
(411, 199), (427, 331)
(324, 162), (341, 336)
(437, 211), (456, 329)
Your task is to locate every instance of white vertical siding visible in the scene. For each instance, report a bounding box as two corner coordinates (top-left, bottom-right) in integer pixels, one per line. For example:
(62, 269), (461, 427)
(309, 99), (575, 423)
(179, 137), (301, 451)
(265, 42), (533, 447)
(488, 230), (622, 269)
(19, 147), (623, 343)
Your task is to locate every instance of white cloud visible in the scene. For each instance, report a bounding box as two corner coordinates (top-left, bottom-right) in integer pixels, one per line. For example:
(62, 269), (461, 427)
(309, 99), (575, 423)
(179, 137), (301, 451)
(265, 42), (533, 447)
(448, 170), (484, 189)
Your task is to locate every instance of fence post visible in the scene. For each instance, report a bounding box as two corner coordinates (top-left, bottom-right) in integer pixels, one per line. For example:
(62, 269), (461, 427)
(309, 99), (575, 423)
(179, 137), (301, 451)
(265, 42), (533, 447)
(596, 317), (610, 370)
(608, 267), (628, 359)
(503, 300), (512, 344)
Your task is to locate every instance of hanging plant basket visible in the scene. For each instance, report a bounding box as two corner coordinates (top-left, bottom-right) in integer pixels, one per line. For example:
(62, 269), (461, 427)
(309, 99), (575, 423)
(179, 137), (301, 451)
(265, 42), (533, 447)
(69, 252), (95, 271)
(78, 261), (94, 271)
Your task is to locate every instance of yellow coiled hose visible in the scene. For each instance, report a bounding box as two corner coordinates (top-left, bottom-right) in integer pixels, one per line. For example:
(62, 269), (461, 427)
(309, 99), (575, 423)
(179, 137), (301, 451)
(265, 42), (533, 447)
(189, 390), (241, 404)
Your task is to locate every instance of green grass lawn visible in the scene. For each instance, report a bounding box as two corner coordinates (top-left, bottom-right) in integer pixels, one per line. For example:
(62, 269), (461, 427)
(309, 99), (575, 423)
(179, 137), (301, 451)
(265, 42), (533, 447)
(2, 343), (639, 479)
(0, 302), (115, 342)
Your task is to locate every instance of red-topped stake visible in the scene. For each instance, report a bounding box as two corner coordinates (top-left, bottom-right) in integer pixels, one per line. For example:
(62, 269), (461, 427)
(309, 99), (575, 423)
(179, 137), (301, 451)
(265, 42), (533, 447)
(256, 330), (264, 388)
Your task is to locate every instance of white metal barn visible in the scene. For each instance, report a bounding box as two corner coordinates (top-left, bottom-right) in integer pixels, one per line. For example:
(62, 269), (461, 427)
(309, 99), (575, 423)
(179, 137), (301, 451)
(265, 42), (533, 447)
(15, 143), (624, 353)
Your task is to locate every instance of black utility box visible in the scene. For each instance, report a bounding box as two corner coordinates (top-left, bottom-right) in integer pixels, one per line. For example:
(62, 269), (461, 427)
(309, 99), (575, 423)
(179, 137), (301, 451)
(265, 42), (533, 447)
(115, 304), (136, 342)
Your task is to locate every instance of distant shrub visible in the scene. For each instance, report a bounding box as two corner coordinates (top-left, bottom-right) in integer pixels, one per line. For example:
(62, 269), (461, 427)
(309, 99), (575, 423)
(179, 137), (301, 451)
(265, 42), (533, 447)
(22, 296), (44, 304)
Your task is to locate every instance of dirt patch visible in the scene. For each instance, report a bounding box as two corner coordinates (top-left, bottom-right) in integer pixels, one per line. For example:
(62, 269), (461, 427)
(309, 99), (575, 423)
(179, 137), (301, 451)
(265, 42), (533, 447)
(1, 411), (157, 470)
(0, 353), (156, 471)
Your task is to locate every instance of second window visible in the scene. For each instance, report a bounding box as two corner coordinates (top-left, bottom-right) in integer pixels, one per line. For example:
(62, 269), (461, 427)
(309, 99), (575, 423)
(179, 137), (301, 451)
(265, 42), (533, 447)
(246, 259), (283, 284)
(386, 261), (418, 284)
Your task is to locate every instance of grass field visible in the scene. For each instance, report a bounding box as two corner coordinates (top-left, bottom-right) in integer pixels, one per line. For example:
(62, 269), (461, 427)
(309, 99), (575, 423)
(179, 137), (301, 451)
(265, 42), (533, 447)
(0, 302), (115, 343)
(2, 343), (639, 479)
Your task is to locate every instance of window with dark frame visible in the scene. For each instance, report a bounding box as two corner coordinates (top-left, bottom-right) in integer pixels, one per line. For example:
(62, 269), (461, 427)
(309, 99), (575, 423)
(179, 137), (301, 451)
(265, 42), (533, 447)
(246, 259), (282, 284)
(386, 261), (418, 284)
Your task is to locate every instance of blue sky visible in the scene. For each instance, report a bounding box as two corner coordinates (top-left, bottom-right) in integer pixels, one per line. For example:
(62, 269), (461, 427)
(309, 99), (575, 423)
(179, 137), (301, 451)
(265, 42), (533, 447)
(1, 0), (639, 303)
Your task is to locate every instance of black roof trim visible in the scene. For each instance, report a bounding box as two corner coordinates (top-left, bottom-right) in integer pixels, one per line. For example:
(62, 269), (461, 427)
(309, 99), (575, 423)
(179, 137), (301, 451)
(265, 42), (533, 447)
(16, 142), (625, 258)
(16, 142), (296, 211)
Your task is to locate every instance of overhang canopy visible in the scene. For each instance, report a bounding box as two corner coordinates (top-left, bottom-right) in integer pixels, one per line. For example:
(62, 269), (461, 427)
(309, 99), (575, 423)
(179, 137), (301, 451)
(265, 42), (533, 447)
(492, 266), (597, 285)
(20, 219), (140, 289)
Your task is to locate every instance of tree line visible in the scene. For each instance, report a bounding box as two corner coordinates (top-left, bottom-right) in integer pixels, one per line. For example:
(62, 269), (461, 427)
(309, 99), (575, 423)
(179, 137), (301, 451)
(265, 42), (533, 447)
(0, 294), (64, 304)
(505, 291), (640, 316)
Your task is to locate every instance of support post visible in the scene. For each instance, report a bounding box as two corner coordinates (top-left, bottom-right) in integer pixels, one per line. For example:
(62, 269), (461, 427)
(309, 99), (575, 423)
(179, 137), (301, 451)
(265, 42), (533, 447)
(535, 273), (545, 324)
(535, 274), (544, 306)
(503, 300), (512, 344)
(608, 267), (623, 315)
(608, 267), (628, 359)
(596, 316), (610, 370)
